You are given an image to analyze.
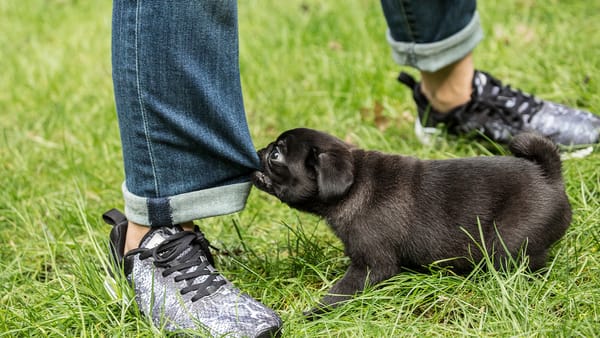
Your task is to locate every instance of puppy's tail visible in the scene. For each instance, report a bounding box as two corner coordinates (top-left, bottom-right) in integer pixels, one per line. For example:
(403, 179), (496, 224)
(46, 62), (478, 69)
(509, 132), (562, 182)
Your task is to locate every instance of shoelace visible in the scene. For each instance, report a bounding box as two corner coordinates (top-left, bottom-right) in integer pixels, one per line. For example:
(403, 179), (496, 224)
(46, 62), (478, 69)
(469, 72), (543, 127)
(139, 230), (226, 302)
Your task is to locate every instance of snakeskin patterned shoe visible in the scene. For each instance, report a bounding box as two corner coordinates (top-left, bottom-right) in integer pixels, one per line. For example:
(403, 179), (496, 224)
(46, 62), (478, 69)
(103, 209), (282, 337)
(399, 70), (600, 149)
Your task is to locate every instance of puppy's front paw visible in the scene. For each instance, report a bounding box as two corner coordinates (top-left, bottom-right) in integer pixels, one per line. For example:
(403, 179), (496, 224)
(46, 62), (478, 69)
(303, 294), (352, 320)
(303, 303), (333, 320)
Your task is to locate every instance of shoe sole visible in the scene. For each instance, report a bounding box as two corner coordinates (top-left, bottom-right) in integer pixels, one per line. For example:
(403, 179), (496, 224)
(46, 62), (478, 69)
(104, 274), (131, 303)
(414, 117), (595, 159)
(414, 116), (442, 146)
(559, 146), (594, 160)
(103, 275), (118, 300)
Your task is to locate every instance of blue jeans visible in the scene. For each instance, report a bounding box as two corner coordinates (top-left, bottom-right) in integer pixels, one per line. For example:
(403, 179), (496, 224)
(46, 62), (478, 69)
(381, 0), (483, 72)
(111, 0), (480, 226)
(112, 0), (258, 226)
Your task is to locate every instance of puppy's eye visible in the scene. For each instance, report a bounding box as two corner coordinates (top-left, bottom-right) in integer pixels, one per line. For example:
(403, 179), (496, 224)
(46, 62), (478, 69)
(269, 148), (281, 161)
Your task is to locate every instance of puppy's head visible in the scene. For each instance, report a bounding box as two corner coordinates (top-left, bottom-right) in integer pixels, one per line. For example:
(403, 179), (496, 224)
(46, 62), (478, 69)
(252, 128), (354, 207)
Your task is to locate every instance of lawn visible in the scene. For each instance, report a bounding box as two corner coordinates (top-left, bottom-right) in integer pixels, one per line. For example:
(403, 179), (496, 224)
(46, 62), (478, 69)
(1, 0), (599, 336)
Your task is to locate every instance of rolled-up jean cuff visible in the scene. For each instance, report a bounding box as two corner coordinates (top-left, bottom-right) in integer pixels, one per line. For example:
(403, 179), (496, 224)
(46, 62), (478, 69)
(386, 11), (484, 72)
(122, 181), (252, 227)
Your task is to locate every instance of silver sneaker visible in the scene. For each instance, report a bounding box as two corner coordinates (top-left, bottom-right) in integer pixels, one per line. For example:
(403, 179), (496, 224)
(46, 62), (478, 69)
(399, 70), (600, 148)
(103, 209), (282, 337)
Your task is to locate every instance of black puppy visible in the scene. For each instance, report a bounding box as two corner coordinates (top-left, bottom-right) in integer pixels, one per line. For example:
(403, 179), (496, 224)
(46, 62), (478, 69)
(252, 128), (571, 313)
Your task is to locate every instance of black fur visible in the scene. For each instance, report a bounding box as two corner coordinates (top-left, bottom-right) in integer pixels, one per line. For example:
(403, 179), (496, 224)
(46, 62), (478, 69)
(252, 128), (571, 314)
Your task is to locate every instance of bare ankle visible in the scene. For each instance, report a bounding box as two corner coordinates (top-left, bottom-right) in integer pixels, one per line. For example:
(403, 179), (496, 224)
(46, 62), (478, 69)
(420, 54), (474, 113)
(124, 222), (151, 254)
(124, 221), (196, 255)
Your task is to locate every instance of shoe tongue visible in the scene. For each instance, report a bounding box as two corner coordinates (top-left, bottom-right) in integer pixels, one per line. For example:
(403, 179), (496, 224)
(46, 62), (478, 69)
(137, 226), (225, 289)
(138, 226), (212, 265)
(140, 226), (182, 249)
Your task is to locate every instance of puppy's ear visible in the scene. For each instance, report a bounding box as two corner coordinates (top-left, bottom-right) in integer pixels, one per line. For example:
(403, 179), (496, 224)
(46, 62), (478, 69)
(313, 148), (354, 201)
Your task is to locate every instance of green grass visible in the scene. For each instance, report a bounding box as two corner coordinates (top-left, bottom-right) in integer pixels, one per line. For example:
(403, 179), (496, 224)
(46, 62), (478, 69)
(1, 0), (599, 336)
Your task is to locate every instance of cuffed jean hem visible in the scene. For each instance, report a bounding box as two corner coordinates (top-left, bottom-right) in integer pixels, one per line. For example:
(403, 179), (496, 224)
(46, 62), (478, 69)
(122, 181), (251, 227)
(386, 11), (483, 72)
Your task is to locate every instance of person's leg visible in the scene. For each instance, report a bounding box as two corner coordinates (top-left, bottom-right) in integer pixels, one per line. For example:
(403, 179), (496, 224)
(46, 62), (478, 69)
(380, 0), (600, 146)
(109, 0), (281, 335)
(380, 0), (480, 112)
(113, 1), (259, 230)
(419, 54), (474, 114)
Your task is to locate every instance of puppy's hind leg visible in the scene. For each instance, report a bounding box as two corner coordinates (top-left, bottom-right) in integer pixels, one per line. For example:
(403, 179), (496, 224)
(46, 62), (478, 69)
(527, 249), (549, 272)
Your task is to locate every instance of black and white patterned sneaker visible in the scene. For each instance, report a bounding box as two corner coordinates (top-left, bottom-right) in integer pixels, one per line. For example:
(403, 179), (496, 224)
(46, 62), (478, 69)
(399, 70), (600, 148)
(102, 209), (282, 337)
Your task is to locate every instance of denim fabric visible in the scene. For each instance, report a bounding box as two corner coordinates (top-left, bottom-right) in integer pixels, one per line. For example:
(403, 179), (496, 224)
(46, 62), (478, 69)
(380, 0), (483, 72)
(112, 0), (258, 226)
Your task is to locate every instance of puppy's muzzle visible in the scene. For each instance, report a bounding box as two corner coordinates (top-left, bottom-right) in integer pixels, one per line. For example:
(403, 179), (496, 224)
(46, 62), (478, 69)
(252, 170), (273, 190)
(252, 149), (275, 194)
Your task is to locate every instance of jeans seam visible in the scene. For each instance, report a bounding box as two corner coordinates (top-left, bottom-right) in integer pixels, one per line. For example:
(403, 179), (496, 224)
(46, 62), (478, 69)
(399, 0), (417, 41)
(399, 0), (417, 66)
(135, 0), (160, 197)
